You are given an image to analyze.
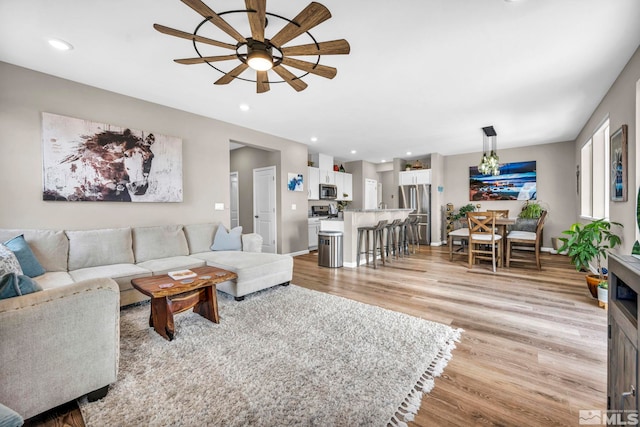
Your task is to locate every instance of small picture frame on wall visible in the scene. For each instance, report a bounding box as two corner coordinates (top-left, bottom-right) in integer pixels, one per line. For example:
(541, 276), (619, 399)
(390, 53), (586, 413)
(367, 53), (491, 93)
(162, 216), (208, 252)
(610, 124), (628, 202)
(287, 173), (304, 192)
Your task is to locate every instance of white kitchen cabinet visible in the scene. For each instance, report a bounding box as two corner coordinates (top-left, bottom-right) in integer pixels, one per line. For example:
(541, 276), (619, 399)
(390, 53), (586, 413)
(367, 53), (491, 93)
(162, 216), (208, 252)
(399, 169), (431, 185)
(307, 167), (320, 200)
(343, 173), (352, 201)
(333, 172), (353, 201)
(308, 218), (321, 250)
(319, 169), (335, 185)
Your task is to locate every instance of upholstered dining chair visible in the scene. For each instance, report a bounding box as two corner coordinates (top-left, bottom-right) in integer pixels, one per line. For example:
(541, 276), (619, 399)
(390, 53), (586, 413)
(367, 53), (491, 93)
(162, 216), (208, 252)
(506, 210), (547, 270)
(467, 211), (502, 272)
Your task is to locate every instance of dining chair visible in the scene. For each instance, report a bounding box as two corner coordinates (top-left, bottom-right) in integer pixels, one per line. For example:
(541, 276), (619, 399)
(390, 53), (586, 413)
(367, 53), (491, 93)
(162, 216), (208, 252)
(506, 210), (547, 270)
(487, 209), (509, 218)
(467, 211), (502, 272)
(448, 222), (469, 261)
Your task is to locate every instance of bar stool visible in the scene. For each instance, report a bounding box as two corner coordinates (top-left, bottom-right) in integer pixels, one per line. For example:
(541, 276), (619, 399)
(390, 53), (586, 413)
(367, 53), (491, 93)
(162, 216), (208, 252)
(408, 216), (421, 253)
(356, 220), (388, 268)
(398, 217), (412, 257)
(384, 219), (402, 260)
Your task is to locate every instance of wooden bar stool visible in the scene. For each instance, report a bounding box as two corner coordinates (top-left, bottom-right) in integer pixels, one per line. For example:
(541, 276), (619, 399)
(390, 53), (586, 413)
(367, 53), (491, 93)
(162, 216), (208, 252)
(356, 220), (388, 268)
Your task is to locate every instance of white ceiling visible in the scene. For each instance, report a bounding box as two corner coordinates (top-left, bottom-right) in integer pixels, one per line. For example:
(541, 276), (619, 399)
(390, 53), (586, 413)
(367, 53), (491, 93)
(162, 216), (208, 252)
(1, 0), (639, 164)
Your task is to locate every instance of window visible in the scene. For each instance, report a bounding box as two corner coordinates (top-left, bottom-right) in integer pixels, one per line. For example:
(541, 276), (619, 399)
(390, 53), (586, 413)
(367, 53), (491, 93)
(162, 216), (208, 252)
(580, 119), (610, 219)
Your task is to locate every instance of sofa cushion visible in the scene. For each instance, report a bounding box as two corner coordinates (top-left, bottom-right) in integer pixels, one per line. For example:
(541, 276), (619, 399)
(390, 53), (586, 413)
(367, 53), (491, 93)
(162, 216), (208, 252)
(0, 244), (23, 277)
(0, 402), (23, 427)
(136, 256), (205, 275)
(69, 263), (151, 293)
(211, 226), (242, 251)
(0, 229), (69, 272)
(193, 251), (292, 283)
(33, 271), (75, 290)
(67, 228), (134, 270)
(133, 225), (189, 263)
(0, 273), (42, 299)
(183, 223), (219, 254)
(5, 235), (46, 277)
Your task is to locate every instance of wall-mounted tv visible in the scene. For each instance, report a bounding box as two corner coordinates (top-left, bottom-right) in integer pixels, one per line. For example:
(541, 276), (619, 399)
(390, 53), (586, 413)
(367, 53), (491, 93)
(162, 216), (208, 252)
(469, 161), (536, 201)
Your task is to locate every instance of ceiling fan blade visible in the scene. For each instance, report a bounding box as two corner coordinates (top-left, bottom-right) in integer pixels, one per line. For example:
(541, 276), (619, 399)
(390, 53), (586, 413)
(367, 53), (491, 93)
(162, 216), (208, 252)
(245, 0), (266, 42)
(269, 2), (331, 48)
(272, 65), (308, 92)
(281, 57), (336, 79)
(174, 55), (238, 65)
(181, 0), (246, 43)
(214, 63), (249, 85)
(256, 70), (270, 93)
(281, 39), (350, 56)
(153, 24), (237, 50)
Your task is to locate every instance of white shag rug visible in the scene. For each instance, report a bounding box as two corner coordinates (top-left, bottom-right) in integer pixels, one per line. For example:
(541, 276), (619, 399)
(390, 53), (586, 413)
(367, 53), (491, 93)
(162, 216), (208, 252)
(79, 284), (461, 426)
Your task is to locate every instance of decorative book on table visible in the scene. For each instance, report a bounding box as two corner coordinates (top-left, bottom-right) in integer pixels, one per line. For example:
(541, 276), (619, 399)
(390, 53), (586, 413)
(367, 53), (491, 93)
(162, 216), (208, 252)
(168, 270), (197, 280)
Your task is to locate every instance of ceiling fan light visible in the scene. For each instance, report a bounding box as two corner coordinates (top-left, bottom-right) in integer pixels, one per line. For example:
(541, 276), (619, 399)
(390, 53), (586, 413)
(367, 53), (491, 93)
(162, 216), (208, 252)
(247, 50), (273, 71)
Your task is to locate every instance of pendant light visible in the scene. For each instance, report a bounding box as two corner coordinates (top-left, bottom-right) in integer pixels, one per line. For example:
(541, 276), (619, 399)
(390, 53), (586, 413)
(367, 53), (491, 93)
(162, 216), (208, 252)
(478, 126), (500, 176)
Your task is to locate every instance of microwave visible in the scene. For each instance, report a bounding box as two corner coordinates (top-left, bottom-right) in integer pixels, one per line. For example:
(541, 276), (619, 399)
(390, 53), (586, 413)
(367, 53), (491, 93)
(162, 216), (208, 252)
(319, 184), (337, 200)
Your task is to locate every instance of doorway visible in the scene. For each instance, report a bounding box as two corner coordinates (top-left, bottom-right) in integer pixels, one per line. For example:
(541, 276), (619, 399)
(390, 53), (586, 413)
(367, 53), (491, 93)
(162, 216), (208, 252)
(253, 166), (277, 253)
(230, 171), (239, 228)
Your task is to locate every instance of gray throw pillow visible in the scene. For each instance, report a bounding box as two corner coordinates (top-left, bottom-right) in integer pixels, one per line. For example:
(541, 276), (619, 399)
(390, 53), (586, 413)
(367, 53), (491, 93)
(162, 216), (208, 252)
(0, 243), (23, 277)
(211, 226), (243, 251)
(0, 272), (42, 300)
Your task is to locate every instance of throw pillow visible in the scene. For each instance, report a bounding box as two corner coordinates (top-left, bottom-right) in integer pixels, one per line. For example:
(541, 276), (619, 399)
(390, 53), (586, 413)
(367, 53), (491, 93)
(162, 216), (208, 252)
(0, 272), (42, 300)
(4, 235), (46, 277)
(211, 226), (243, 251)
(0, 243), (23, 277)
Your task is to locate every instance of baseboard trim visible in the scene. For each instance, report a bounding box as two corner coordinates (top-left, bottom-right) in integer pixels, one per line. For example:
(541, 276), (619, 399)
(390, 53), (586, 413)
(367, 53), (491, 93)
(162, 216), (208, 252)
(289, 250), (310, 257)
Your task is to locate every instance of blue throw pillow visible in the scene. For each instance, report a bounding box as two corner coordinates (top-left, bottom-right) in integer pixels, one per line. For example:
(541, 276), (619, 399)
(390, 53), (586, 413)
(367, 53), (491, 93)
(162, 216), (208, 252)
(0, 273), (42, 300)
(211, 226), (243, 251)
(4, 235), (45, 278)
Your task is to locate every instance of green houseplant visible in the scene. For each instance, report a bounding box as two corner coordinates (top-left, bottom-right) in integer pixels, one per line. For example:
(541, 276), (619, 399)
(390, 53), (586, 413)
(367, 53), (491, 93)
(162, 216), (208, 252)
(518, 200), (544, 219)
(557, 218), (622, 298)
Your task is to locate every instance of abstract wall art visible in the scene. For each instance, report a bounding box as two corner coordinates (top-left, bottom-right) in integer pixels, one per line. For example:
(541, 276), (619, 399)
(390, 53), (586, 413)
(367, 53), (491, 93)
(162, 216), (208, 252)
(287, 173), (304, 192)
(42, 113), (183, 202)
(610, 124), (628, 202)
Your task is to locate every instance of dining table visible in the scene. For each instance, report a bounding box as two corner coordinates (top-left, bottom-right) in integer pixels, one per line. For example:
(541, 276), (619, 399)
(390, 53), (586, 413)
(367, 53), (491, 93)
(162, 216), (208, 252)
(495, 217), (517, 261)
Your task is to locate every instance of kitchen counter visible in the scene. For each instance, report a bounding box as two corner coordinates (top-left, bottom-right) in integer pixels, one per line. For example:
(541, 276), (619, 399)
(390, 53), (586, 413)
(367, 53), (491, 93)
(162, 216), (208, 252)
(341, 209), (413, 268)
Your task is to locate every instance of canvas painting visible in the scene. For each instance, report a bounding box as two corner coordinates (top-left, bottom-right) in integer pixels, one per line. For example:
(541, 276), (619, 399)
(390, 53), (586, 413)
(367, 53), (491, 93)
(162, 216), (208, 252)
(42, 113), (183, 202)
(469, 161), (537, 201)
(288, 173), (304, 192)
(610, 124), (628, 202)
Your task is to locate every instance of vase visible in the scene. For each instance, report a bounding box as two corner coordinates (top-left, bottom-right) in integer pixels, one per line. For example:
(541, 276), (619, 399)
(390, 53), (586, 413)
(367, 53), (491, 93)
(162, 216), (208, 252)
(597, 286), (608, 309)
(585, 274), (606, 298)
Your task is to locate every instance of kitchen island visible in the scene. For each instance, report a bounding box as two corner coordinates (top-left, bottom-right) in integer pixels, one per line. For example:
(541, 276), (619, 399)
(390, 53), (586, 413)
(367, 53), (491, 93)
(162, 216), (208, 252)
(321, 209), (413, 268)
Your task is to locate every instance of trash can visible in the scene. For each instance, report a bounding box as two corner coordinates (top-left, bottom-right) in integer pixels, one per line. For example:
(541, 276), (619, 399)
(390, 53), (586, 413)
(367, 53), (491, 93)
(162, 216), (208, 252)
(318, 231), (343, 268)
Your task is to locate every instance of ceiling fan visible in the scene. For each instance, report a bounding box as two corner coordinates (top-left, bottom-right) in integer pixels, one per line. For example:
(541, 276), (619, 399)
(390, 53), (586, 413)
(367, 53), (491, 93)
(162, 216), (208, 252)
(154, 0), (351, 93)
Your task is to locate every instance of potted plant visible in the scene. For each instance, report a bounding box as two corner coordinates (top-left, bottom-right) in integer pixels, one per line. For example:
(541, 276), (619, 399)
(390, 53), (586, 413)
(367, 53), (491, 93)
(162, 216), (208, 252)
(451, 204), (476, 228)
(597, 281), (608, 308)
(557, 218), (622, 298)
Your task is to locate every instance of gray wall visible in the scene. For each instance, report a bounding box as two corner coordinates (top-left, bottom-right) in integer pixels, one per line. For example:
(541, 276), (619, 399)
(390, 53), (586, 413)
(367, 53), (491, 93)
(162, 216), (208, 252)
(0, 62), (309, 255)
(443, 141), (576, 248)
(572, 46), (640, 255)
(230, 146), (279, 235)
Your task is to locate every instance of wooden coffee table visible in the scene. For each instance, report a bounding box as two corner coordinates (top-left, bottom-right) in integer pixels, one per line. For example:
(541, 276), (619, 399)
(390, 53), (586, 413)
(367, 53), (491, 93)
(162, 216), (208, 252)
(131, 266), (237, 341)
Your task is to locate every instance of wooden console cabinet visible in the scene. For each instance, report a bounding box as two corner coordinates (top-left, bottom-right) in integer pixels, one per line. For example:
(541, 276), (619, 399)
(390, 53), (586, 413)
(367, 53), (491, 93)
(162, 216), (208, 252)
(608, 254), (640, 412)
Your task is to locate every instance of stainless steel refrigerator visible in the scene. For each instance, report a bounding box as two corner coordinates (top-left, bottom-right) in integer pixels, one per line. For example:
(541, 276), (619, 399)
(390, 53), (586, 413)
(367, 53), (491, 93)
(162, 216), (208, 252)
(399, 184), (431, 244)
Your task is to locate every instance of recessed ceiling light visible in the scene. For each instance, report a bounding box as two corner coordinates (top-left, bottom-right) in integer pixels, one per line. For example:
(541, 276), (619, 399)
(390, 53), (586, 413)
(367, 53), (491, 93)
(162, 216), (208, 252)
(48, 38), (73, 51)
(381, 160), (386, 163)
(406, 151), (412, 156)
(310, 137), (318, 142)
(239, 104), (250, 111)
(350, 150), (357, 154)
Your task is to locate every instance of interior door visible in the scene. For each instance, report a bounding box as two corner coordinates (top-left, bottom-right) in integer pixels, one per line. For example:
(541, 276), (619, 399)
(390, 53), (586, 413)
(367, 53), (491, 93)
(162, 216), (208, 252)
(253, 166), (277, 253)
(230, 171), (239, 229)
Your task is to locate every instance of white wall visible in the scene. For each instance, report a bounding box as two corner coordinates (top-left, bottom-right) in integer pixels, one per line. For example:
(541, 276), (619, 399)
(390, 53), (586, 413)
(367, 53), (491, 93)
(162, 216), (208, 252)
(0, 62), (309, 255)
(443, 141), (576, 247)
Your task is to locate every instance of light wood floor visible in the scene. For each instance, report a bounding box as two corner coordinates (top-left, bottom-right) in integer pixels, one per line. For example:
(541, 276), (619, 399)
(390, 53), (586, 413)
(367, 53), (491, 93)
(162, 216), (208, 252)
(27, 246), (606, 427)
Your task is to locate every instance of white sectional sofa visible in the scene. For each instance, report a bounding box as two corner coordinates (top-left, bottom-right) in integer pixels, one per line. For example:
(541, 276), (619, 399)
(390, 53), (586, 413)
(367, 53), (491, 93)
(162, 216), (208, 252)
(0, 222), (293, 420)
(0, 222), (293, 306)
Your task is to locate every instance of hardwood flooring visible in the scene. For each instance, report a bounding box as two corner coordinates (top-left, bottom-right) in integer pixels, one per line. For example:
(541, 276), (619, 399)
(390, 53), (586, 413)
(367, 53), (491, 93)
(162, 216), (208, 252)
(26, 247), (605, 427)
